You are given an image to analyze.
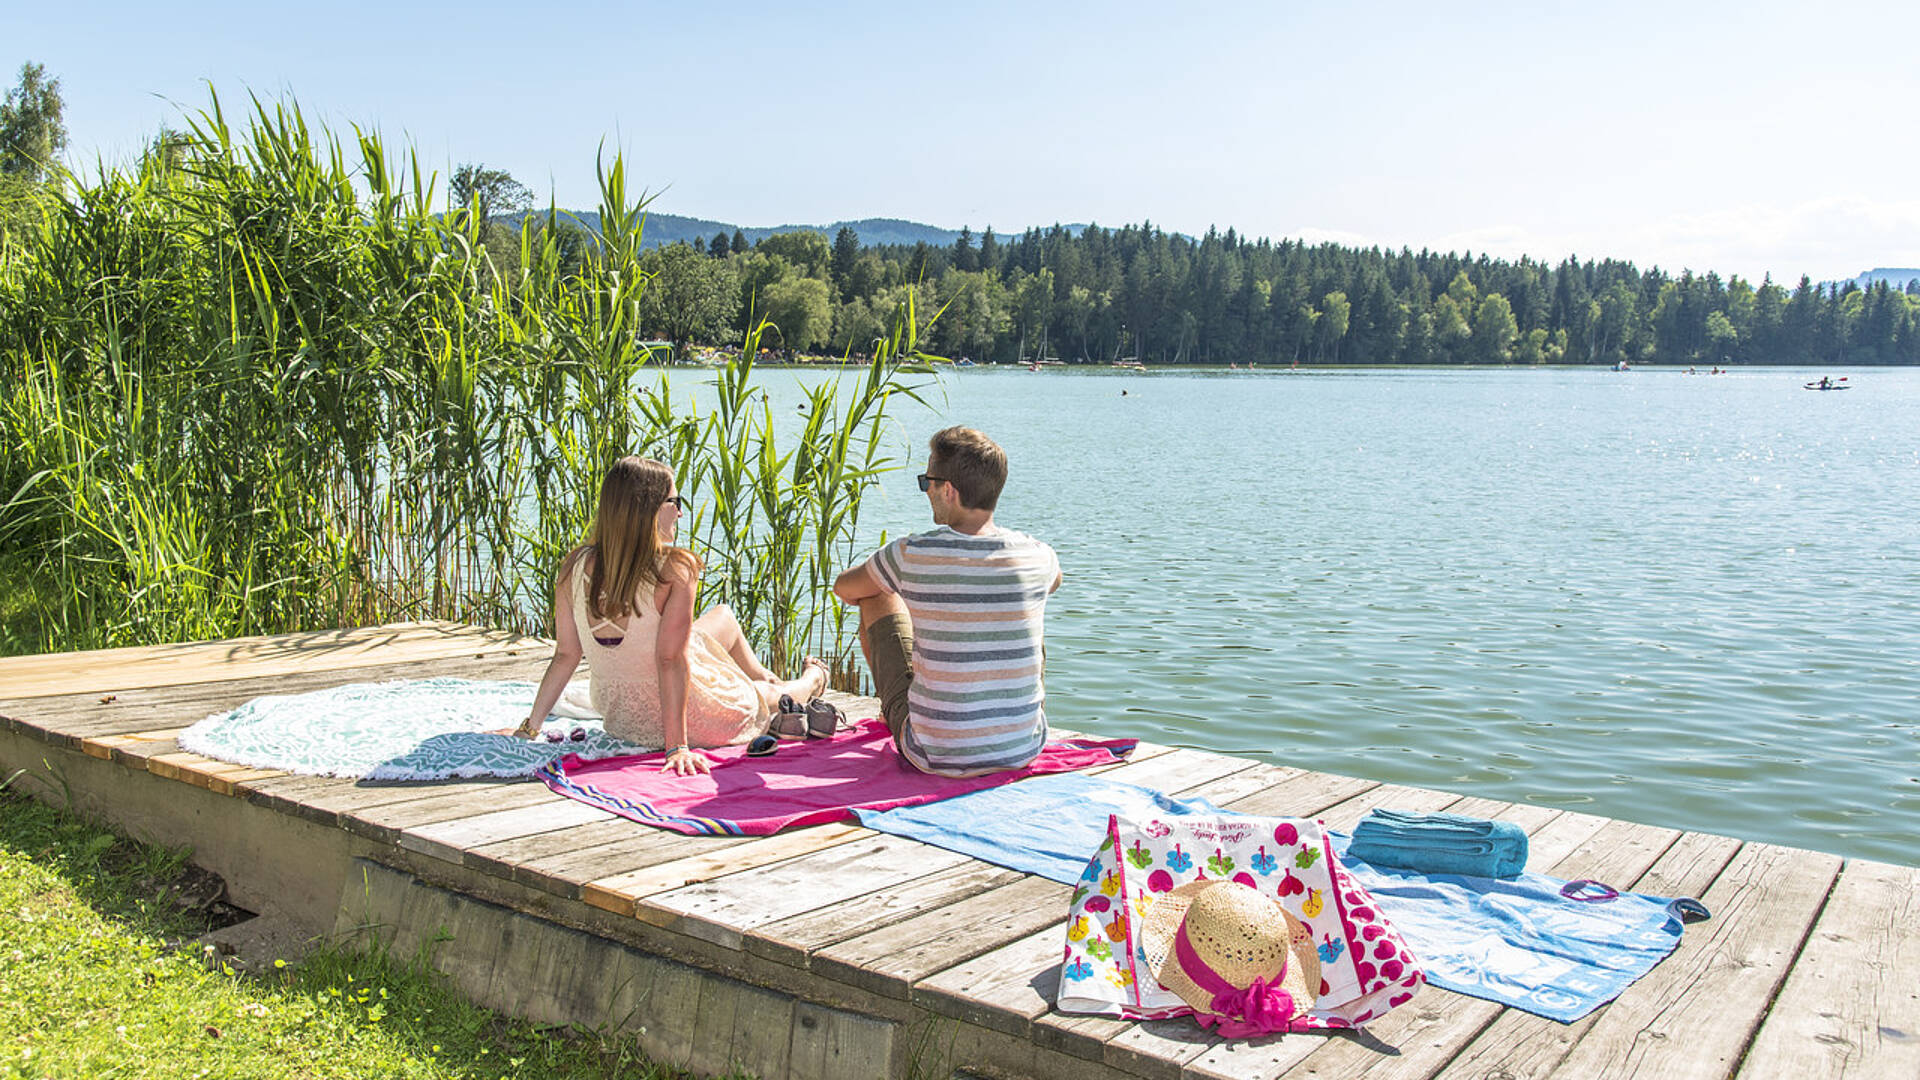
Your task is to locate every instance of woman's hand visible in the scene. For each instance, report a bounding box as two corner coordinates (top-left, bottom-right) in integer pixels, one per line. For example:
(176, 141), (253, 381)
(494, 718), (542, 739)
(661, 746), (711, 776)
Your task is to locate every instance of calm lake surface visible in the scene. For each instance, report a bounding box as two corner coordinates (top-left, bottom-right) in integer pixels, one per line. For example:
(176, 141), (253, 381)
(764, 366), (1920, 864)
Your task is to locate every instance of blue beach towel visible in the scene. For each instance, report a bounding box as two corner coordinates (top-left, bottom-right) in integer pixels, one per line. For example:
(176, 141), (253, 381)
(855, 773), (1699, 1021)
(1349, 807), (1528, 878)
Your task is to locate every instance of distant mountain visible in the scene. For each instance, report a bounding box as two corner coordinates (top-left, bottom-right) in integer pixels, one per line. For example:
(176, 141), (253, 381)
(514, 210), (968, 250)
(508, 211), (1082, 251)
(1841, 267), (1920, 291)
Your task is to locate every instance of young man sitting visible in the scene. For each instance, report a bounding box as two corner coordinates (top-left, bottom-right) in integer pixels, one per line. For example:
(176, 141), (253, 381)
(833, 426), (1062, 776)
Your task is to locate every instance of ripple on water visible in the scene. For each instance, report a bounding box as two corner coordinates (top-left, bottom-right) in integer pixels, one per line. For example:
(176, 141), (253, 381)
(826, 366), (1920, 864)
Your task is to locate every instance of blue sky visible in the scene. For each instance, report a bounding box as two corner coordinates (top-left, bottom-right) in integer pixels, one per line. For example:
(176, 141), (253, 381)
(15, 1), (1920, 281)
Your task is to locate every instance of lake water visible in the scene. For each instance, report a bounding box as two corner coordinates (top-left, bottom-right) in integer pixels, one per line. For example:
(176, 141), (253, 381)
(808, 365), (1920, 865)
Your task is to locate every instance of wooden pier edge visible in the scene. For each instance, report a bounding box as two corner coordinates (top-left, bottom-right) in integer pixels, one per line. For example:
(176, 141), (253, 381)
(1, 621), (1913, 1080)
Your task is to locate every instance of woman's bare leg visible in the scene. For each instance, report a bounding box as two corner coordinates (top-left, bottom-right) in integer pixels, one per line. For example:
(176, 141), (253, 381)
(693, 604), (778, 682)
(771, 658), (829, 706)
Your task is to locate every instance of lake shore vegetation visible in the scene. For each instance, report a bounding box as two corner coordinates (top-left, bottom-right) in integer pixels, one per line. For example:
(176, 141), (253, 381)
(0, 89), (929, 662)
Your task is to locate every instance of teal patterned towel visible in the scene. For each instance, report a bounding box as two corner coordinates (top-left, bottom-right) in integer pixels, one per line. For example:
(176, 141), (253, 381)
(178, 677), (639, 781)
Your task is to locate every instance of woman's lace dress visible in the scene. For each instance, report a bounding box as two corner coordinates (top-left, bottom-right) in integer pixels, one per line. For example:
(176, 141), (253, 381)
(569, 568), (767, 749)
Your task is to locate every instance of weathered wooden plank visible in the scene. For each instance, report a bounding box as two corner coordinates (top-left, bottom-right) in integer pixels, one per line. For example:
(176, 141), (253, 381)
(201, 767), (288, 796)
(1313, 784), (1462, 833)
(745, 858), (1028, 970)
(0, 650), (559, 744)
(1736, 858), (1920, 1080)
(914, 924), (1064, 1036)
(462, 817), (653, 877)
(1175, 763), (1309, 806)
(637, 833), (974, 951)
(506, 829), (749, 900)
(0, 620), (536, 699)
(1104, 1018), (1220, 1080)
(1633, 830), (1744, 902)
(1540, 842), (1841, 1080)
(145, 753), (275, 794)
(397, 798), (619, 866)
(1218, 769), (1382, 819)
(581, 823), (871, 915)
(1089, 741), (1179, 775)
(1509, 809), (1610, 872)
(810, 875), (1070, 1000)
(1443, 830), (1742, 1080)
(111, 735), (189, 770)
(1444, 796), (1562, 838)
(1097, 747), (1262, 795)
(239, 774), (461, 829)
(79, 728), (182, 760)
(144, 750), (220, 785)
(341, 782), (561, 845)
(1031, 1010), (1136, 1064)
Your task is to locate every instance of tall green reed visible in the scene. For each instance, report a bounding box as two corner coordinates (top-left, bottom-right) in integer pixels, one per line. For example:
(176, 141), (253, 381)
(0, 91), (931, 676)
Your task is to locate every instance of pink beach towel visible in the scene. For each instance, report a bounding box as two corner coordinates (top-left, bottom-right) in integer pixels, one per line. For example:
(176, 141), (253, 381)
(537, 717), (1136, 835)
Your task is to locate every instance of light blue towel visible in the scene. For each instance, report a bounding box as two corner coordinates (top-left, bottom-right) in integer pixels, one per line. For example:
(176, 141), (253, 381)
(855, 773), (1701, 1022)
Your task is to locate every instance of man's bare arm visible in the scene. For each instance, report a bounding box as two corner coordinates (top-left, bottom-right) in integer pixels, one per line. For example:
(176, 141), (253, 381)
(834, 560), (883, 604)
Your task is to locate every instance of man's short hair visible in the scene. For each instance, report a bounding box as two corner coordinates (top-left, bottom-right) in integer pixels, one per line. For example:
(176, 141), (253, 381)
(928, 426), (1007, 512)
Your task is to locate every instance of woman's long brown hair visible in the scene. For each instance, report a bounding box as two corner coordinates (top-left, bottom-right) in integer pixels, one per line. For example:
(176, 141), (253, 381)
(559, 456), (701, 622)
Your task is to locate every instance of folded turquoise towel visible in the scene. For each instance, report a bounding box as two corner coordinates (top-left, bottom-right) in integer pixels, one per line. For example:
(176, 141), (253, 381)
(1348, 808), (1528, 878)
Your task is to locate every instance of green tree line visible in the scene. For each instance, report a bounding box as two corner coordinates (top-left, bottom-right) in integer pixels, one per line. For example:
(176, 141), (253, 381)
(635, 221), (1920, 367)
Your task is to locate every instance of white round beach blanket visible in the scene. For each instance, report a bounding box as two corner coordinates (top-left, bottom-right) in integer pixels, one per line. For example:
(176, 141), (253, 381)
(178, 677), (637, 781)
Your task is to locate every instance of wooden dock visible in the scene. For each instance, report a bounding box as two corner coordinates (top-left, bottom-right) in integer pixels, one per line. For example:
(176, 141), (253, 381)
(1, 622), (1912, 1079)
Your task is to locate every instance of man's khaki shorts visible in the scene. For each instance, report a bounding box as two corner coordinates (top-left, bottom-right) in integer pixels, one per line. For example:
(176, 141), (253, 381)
(864, 612), (914, 746)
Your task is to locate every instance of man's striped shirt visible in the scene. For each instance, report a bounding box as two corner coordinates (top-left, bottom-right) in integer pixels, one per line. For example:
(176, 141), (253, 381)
(870, 525), (1059, 776)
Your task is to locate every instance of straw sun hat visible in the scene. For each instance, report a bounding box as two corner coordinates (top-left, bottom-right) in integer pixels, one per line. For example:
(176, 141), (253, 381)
(1141, 880), (1322, 1033)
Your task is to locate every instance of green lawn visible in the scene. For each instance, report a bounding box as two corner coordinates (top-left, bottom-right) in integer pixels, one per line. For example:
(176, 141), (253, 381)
(0, 781), (743, 1080)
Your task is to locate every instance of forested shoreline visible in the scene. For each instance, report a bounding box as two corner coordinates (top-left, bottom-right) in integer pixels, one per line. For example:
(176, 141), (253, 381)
(630, 222), (1920, 368)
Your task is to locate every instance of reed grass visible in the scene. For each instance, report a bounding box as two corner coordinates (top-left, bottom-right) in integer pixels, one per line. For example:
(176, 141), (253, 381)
(0, 91), (930, 679)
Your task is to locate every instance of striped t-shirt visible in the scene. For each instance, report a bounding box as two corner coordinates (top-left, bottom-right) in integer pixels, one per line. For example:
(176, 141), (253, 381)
(870, 525), (1060, 776)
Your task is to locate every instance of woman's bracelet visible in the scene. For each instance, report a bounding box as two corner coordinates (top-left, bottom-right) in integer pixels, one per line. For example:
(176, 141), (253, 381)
(666, 744), (690, 756)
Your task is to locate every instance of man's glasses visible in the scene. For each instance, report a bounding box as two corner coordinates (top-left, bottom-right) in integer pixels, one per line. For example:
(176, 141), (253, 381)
(916, 474), (948, 493)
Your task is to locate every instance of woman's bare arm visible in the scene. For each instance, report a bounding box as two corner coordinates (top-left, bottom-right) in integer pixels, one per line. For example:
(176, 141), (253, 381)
(654, 566), (709, 776)
(511, 574), (584, 737)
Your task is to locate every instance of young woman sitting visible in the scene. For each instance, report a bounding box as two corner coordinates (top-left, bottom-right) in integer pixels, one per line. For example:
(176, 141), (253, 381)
(512, 456), (827, 775)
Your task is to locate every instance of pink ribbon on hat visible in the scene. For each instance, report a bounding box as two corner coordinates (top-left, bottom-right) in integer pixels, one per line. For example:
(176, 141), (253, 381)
(1172, 922), (1300, 1035)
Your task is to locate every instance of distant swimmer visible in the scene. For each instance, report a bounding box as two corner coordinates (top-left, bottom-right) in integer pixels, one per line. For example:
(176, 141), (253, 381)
(1121, 389), (1128, 396)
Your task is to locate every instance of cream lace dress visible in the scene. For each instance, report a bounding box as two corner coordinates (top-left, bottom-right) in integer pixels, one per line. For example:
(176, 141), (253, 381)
(569, 567), (769, 749)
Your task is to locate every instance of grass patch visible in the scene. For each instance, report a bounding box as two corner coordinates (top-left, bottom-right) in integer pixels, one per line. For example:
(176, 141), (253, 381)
(0, 785), (747, 1079)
